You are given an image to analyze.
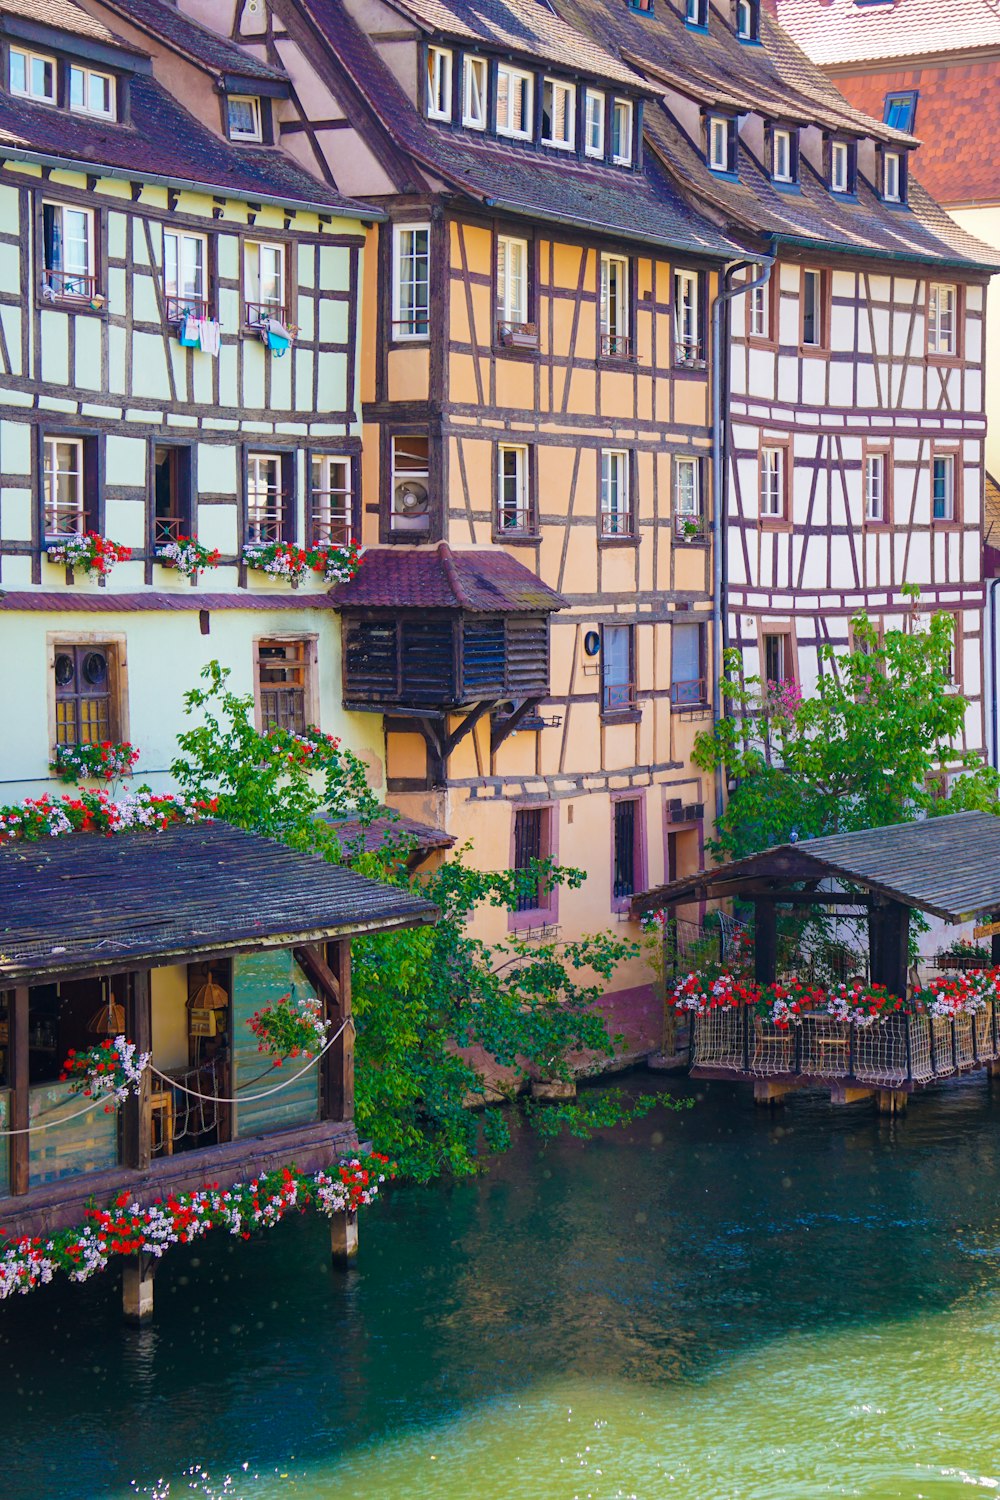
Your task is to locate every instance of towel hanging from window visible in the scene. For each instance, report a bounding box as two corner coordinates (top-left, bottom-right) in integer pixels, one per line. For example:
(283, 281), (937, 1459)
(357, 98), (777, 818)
(198, 318), (221, 357)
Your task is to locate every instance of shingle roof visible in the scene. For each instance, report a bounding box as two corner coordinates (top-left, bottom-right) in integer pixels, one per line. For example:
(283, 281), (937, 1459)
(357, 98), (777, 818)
(95, 0), (287, 81)
(330, 543), (566, 612)
(0, 0), (124, 46)
(330, 809), (456, 857)
(775, 0), (1000, 67)
(384, 0), (647, 88)
(0, 821), (437, 982)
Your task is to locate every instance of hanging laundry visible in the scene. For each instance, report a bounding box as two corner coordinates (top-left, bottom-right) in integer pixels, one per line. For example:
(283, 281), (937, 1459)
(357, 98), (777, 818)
(198, 318), (221, 357)
(178, 313), (201, 347)
(264, 317), (292, 357)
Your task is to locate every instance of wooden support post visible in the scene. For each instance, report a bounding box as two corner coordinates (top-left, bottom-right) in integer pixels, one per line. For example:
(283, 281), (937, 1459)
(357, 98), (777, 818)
(122, 1254), (155, 1325)
(330, 1212), (358, 1265)
(325, 940), (353, 1124)
(122, 971), (152, 1171)
(754, 900), (777, 986)
(10, 987), (29, 1196)
(876, 1089), (908, 1116)
(831, 1084), (876, 1106)
(753, 1080), (799, 1105)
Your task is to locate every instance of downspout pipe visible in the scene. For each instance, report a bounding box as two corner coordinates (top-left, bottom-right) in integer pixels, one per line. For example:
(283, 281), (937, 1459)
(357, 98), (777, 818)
(709, 250), (775, 824)
(990, 578), (1000, 770)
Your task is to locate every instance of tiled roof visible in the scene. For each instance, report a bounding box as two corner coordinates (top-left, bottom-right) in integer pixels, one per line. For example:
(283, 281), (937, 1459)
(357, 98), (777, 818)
(329, 810), (455, 858)
(384, 0), (647, 88)
(985, 472), (1000, 545)
(96, 0), (287, 81)
(775, 0), (1000, 67)
(0, 0), (123, 46)
(0, 72), (375, 215)
(329, 543), (567, 612)
(0, 591), (339, 611)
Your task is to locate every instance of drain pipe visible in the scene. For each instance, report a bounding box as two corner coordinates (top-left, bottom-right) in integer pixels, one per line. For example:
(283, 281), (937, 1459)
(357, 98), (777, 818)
(709, 250), (775, 823)
(990, 578), (1000, 769)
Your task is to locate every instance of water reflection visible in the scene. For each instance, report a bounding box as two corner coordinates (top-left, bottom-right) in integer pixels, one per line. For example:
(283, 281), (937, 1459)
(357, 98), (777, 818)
(4, 1074), (1000, 1498)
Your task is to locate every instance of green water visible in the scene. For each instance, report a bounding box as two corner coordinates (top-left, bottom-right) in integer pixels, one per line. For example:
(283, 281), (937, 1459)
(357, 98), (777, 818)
(5, 1073), (1000, 1499)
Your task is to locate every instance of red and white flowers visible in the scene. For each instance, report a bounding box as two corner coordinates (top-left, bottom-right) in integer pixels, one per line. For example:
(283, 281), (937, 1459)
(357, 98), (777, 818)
(674, 967), (1000, 1028)
(46, 533), (132, 577)
(242, 539), (363, 584)
(157, 536), (221, 577)
(60, 1035), (150, 1112)
(248, 991), (330, 1064)
(50, 740), (140, 784)
(0, 788), (217, 843)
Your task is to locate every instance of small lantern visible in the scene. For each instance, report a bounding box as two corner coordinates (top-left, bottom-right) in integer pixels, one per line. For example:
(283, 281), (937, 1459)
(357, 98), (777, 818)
(188, 976), (228, 1039)
(88, 979), (125, 1036)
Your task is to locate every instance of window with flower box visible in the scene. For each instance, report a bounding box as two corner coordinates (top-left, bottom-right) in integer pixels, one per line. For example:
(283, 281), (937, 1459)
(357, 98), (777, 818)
(152, 444), (193, 547)
(254, 637), (317, 734)
(246, 452), (292, 543)
(309, 455), (353, 546)
(52, 641), (125, 747)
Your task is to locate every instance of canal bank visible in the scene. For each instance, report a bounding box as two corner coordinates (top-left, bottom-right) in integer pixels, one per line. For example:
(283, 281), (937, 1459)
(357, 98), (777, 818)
(6, 1070), (1000, 1498)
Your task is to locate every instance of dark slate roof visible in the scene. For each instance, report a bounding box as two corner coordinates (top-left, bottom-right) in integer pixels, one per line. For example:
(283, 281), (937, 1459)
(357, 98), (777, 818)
(632, 811), (1000, 924)
(0, 70), (376, 216)
(96, 0), (287, 82)
(0, 822), (436, 982)
(330, 810), (455, 857)
(329, 542), (566, 612)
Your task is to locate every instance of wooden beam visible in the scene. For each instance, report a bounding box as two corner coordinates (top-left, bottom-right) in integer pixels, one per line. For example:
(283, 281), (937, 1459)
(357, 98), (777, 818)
(870, 900), (908, 997)
(490, 696), (541, 756)
(325, 940), (353, 1123)
(122, 971), (152, 1171)
(442, 698), (495, 759)
(10, 987), (28, 1196)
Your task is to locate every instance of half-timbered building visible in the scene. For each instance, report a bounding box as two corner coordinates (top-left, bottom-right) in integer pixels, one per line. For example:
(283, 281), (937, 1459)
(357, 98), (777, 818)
(0, 0), (385, 800)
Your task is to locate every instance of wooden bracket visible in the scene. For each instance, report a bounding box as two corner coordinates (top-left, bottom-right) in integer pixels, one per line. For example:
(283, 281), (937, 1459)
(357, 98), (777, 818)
(490, 697), (542, 756)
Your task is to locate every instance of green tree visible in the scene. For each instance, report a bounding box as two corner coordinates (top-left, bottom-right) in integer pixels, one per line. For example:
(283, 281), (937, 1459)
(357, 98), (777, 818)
(695, 610), (1000, 861)
(172, 663), (664, 1181)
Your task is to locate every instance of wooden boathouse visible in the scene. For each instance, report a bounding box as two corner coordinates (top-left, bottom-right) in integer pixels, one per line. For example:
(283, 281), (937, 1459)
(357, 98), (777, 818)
(0, 822), (435, 1316)
(632, 812), (1000, 1110)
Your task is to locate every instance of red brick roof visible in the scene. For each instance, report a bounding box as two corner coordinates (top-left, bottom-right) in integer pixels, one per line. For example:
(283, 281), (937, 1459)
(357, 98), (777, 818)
(775, 0), (1000, 67)
(329, 544), (566, 612)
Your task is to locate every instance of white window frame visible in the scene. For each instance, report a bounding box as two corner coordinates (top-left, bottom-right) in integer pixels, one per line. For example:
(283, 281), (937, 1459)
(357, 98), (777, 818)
(497, 235), (529, 326)
(928, 283), (957, 356)
(164, 228), (209, 319)
(772, 128), (794, 184)
(708, 116), (731, 173)
(463, 55), (488, 130)
(390, 434), (431, 534)
(675, 457), (701, 518)
(497, 443), (532, 534)
(542, 77), (576, 150)
(883, 150), (902, 203)
(496, 63), (533, 141)
(69, 64), (116, 119)
(760, 446), (785, 518)
(585, 89), (605, 158)
(9, 48), (56, 103)
(748, 265), (769, 339)
(611, 98), (634, 165)
(310, 454), (352, 545)
(865, 452), (887, 522)
(227, 95), (263, 143)
(600, 252), (630, 355)
(391, 222), (431, 341)
(42, 202), (96, 297)
(932, 453), (956, 522)
(247, 452), (283, 542)
(601, 449), (632, 536)
(830, 140), (851, 194)
(736, 0), (758, 39)
(686, 0), (707, 23)
(802, 268), (823, 348)
(674, 270), (701, 363)
(43, 436), (86, 537)
(244, 240), (286, 324)
(426, 46), (452, 122)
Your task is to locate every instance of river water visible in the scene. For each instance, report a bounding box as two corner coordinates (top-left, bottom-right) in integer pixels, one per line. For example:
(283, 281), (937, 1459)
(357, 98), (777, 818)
(5, 1072), (1000, 1499)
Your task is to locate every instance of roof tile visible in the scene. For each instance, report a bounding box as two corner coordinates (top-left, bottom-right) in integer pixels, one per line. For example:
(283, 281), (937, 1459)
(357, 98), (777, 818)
(775, 0), (1000, 68)
(329, 543), (567, 612)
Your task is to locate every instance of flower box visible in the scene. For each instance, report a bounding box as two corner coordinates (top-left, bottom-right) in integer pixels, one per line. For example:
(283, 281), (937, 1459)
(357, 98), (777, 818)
(46, 533), (132, 577)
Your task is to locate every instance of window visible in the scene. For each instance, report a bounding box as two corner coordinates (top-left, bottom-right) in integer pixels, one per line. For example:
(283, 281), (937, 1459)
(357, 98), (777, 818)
(611, 98), (633, 164)
(600, 449), (633, 537)
(932, 453), (956, 522)
(244, 240), (286, 325)
(497, 443), (533, 534)
(69, 65), (116, 119)
(760, 445), (786, 518)
(671, 621), (705, 706)
(883, 150), (903, 204)
(255, 639), (314, 735)
(392, 223), (430, 339)
(43, 436), (86, 536)
(9, 48), (55, 103)
(674, 270), (701, 364)
(883, 91), (917, 132)
(772, 127), (795, 184)
(426, 46), (452, 121)
(830, 139), (855, 193)
(763, 632), (792, 685)
(54, 644), (119, 746)
(246, 453), (283, 542)
(390, 435), (431, 535)
(708, 115), (735, 174)
(42, 203), (95, 299)
(497, 235), (529, 326)
(865, 450), (888, 522)
(928, 283), (957, 357)
(748, 264), (770, 339)
(736, 0), (759, 39)
(512, 806), (552, 917)
(542, 78), (575, 149)
(227, 95), (262, 142)
(463, 55), (487, 129)
(685, 0), (708, 24)
(585, 89), (605, 157)
(164, 229), (209, 321)
(612, 795), (643, 908)
(310, 455), (352, 545)
(674, 457), (701, 517)
(496, 64), (533, 140)
(600, 253), (630, 358)
(801, 268), (824, 348)
(602, 623), (635, 714)
(153, 444), (193, 546)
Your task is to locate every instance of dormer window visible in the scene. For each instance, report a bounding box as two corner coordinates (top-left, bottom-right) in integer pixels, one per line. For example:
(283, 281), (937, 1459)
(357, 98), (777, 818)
(708, 115), (736, 174)
(585, 89), (605, 157)
(686, 0), (708, 27)
(542, 78), (575, 150)
(496, 63), (533, 140)
(882, 148), (906, 204)
(830, 139), (856, 195)
(463, 55), (487, 129)
(9, 48), (56, 103)
(69, 65), (116, 120)
(771, 126), (797, 184)
(228, 95), (262, 142)
(736, 0), (760, 39)
(883, 91), (917, 132)
(426, 46), (452, 122)
(612, 98), (634, 165)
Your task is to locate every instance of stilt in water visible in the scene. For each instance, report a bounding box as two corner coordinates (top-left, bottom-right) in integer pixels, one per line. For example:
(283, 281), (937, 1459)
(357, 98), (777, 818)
(123, 1253), (155, 1325)
(331, 1211), (358, 1266)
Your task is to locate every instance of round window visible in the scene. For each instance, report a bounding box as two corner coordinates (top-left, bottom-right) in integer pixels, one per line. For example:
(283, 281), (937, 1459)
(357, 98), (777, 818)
(54, 653), (75, 687)
(583, 630), (601, 658)
(83, 651), (108, 687)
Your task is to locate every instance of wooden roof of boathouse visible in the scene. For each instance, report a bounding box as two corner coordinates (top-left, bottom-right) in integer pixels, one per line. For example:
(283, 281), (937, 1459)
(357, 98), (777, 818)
(631, 811), (1000, 925)
(0, 822), (437, 984)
